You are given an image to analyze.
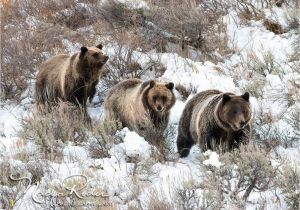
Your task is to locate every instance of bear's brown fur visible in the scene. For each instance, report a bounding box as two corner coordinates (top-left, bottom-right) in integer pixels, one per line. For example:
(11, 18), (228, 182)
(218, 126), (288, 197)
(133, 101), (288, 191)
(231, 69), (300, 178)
(35, 44), (108, 112)
(177, 89), (252, 157)
(104, 79), (176, 131)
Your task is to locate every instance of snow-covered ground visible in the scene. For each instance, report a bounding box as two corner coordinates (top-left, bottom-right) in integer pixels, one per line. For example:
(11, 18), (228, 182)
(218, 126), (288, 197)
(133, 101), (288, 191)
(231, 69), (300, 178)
(1, 1), (300, 210)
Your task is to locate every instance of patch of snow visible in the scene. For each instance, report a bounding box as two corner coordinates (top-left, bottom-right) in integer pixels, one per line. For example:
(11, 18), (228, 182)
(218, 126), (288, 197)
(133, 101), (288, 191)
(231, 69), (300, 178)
(225, 10), (294, 63)
(160, 53), (236, 93)
(63, 143), (89, 163)
(62, 39), (82, 54)
(169, 99), (185, 124)
(111, 128), (152, 161)
(203, 150), (222, 168)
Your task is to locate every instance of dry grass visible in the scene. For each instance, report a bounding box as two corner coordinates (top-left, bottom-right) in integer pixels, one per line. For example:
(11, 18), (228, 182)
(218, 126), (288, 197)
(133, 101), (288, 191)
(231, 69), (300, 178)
(138, 123), (177, 162)
(19, 102), (89, 162)
(86, 119), (123, 159)
(146, 0), (229, 61)
(19, 102), (126, 162)
(232, 0), (273, 21)
(263, 19), (285, 34)
(100, 0), (146, 28)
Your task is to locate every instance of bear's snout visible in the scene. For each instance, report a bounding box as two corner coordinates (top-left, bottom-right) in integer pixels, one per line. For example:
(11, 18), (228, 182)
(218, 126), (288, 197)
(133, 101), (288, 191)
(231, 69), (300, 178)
(239, 120), (249, 129)
(102, 55), (109, 63)
(156, 105), (166, 113)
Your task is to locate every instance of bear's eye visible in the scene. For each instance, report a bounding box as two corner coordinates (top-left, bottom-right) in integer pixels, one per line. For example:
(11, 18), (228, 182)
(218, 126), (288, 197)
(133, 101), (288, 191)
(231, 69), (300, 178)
(153, 96), (157, 101)
(161, 96), (167, 102)
(93, 53), (99, 58)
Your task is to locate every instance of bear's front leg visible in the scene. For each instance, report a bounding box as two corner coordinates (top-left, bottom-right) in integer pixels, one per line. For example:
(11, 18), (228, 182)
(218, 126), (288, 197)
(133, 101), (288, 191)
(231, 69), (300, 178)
(177, 130), (194, 157)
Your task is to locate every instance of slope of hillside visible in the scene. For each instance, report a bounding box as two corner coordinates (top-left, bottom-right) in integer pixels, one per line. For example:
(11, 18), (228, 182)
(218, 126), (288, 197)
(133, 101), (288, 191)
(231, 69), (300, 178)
(1, 0), (300, 209)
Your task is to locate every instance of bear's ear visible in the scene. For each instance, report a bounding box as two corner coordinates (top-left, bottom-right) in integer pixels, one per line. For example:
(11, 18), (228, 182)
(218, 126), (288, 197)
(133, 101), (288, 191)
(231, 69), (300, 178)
(222, 94), (231, 103)
(96, 44), (103, 50)
(166, 82), (174, 90)
(242, 92), (250, 101)
(149, 80), (155, 88)
(80, 46), (88, 56)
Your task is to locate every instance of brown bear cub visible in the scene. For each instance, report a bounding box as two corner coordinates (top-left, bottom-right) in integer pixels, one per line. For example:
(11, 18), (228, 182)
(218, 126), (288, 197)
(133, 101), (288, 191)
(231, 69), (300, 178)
(35, 44), (108, 115)
(177, 90), (252, 157)
(104, 79), (176, 132)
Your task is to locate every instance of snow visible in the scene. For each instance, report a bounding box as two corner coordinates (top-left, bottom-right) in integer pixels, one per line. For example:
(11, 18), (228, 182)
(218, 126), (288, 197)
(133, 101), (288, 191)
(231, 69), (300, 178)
(101, 0), (149, 10)
(62, 39), (82, 54)
(1, 2), (300, 210)
(0, 105), (25, 137)
(63, 143), (89, 163)
(112, 128), (152, 160)
(169, 100), (185, 124)
(202, 151), (222, 168)
(160, 54), (236, 93)
(225, 10), (294, 62)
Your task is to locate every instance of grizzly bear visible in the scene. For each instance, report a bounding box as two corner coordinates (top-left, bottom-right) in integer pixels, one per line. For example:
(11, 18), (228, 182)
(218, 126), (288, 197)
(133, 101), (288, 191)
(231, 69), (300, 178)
(104, 79), (176, 132)
(35, 44), (108, 114)
(177, 90), (252, 157)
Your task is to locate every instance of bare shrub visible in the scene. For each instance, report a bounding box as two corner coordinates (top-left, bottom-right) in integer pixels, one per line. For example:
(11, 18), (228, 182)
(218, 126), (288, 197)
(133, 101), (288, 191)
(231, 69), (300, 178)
(86, 119), (123, 159)
(147, 0), (229, 60)
(145, 178), (223, 210)
(274, 77), (300, 107)
(254, 117), (283, 149)
(246, 51), (284, 77)
(54, 2), (100, 30)
(104, 46), (148, 86)
(263, 19), (285, 34)
(100, 0), (146, 28)
(138, 124), (177, 162)
(284, 0), (300, 8)
(175, 180), (203, 210)
(285, 9), (300, 31)
(198, 174), (225, 209)
(25, 159), (46, 184)
(0, 160), (27, 187)
(201, 143), (278, 207)
(291, 28), (300, 61)
(278, 165), (300, 210)
(229, 144), (277, 200)
(1, 159), (46, 188)
(284, 106), (300, 143)
(99, 1), (167, 52)
(0, 160), (30, 209)
(240, 78), (265, 98)
(132, 157), (159, 183)
(232, 0), (269, 21)
(19, 102), (89, 162)
(142, 188), (174, 210)
(254, 103), (300, 149)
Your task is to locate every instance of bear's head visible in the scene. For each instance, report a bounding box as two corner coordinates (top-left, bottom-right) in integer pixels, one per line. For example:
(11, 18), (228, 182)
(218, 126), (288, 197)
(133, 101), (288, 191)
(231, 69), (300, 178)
(218, 92), (252, 131)
(78, 44), (109, 78)
(145, 80), (176, 114)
